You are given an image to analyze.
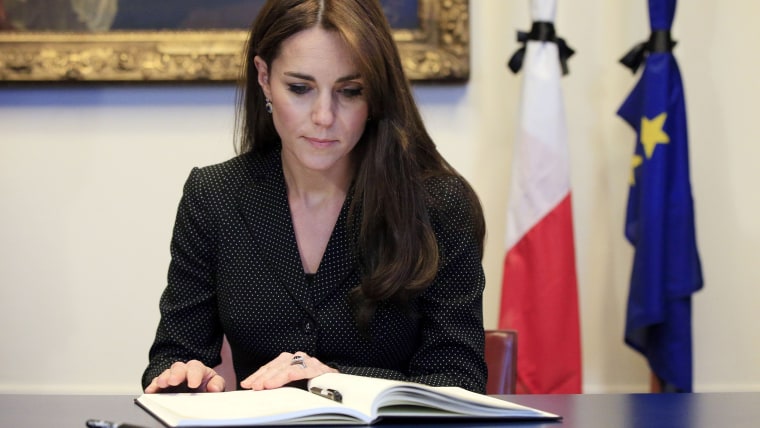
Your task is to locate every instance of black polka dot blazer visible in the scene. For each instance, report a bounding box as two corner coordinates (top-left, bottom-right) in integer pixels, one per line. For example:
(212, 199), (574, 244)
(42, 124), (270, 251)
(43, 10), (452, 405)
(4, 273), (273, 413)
(142, 149), (487, 393)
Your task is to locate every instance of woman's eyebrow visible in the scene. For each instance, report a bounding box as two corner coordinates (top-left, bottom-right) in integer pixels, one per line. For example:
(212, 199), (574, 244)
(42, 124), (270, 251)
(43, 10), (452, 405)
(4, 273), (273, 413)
(283, 71), (362, 83)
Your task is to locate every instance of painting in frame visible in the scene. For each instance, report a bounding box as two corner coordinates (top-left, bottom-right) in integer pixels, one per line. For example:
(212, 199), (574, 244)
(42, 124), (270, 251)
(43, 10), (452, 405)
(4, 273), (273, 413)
(0, 0), (469, 83)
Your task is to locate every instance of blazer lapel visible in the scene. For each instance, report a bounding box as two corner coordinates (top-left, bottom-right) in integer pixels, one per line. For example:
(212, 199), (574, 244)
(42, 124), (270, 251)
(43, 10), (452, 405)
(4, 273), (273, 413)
(235, 153), (312, 309)
(311, 188), (359, 306)
(234, 151), (360, 311)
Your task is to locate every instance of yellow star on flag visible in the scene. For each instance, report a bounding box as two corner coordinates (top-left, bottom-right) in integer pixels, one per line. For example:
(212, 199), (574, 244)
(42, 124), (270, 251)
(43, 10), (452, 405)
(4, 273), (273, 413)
(630, 154), (643, 186)
(640, 112), (669, 158)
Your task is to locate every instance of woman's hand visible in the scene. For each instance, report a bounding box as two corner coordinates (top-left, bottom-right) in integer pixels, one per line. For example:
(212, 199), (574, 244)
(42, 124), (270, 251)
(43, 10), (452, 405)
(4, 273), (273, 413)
(240, 352), (338, 390)
(144, 359), (226, 393)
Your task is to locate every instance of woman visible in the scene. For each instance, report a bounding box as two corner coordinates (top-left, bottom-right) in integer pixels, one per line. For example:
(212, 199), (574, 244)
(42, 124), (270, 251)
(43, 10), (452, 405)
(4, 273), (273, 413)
(142, 0), (487, 394)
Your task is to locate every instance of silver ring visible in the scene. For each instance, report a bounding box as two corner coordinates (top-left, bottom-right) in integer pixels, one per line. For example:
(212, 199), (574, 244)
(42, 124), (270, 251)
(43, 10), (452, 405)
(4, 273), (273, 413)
(291, 355), (307, 369)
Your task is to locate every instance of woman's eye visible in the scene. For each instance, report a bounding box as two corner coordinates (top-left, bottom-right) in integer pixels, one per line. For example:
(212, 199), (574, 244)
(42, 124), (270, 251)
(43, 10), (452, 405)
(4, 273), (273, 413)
(339, 87), (364, 98)
(287, 84), (310, 95)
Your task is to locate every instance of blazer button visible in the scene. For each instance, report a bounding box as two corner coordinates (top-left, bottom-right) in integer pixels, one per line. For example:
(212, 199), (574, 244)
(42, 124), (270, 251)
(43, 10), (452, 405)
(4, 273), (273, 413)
(303, 319), (314, 334)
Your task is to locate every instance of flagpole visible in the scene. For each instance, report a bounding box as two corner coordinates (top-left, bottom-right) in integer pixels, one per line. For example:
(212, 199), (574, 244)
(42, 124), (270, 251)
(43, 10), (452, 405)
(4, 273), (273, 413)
(650, 373), (663, 393)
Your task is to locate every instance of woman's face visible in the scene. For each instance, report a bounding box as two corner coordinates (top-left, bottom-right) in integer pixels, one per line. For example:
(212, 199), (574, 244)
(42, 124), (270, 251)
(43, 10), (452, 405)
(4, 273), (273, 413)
(255, 27), (369, 176)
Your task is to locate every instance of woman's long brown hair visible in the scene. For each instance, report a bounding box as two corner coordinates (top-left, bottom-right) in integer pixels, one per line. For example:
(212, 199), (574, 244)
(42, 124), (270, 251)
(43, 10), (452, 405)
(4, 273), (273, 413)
(236, 0), (485, 328)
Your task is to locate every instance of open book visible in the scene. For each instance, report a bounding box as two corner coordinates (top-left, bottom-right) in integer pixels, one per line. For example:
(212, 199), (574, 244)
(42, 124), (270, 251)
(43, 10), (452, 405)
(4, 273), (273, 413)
(136, 372), (560, 426)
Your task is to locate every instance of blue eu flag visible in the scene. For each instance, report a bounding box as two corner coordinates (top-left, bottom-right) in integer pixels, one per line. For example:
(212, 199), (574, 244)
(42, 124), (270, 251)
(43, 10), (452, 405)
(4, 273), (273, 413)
(617, 0), (703, 392)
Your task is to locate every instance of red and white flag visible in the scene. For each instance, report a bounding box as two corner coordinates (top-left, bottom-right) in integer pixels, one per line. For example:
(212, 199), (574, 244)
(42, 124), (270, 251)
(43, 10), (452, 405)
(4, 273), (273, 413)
(498, 0), (582, 394)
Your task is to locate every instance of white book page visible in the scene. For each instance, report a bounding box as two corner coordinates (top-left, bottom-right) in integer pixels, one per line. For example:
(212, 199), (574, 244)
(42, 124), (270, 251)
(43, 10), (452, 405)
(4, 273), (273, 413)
(308, 373), (559, 420)
(376, 387), (558, 418)
(307, 373), (400, 421)
(136, 387), (371, 426)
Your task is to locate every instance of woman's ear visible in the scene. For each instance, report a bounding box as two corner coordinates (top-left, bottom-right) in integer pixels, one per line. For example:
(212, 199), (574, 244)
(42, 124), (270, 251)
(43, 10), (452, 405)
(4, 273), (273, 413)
(253, 56), (272, 100)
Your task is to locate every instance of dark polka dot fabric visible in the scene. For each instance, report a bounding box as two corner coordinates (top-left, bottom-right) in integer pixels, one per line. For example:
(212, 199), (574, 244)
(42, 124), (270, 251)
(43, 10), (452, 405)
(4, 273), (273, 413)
(142, 150), (487, 393)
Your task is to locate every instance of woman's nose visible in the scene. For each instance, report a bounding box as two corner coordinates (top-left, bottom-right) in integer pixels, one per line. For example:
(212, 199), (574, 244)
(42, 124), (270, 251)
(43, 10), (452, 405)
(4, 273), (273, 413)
(311, 93), (335, 126)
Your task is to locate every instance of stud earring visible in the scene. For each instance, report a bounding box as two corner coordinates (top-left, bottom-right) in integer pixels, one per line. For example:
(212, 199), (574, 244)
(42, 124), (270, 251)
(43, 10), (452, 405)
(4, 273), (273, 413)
(265, 98), (273, 114)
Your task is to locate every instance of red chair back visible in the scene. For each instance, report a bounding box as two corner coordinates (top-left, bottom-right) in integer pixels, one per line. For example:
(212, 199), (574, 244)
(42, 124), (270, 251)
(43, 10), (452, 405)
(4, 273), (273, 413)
(484, 329), (518, 394)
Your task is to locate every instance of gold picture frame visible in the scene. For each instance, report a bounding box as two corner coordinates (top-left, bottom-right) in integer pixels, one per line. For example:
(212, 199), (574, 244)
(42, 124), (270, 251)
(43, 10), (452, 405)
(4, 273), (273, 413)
(0, 0), (468, 83)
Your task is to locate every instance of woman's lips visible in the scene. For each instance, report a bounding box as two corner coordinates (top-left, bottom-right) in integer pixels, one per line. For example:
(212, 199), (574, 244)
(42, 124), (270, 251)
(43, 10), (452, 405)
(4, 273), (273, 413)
(305, 137), (338, 147)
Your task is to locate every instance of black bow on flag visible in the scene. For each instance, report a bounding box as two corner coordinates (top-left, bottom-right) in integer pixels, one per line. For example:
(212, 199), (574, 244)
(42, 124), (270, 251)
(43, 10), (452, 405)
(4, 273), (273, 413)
(620, 30), (677, 74)
(507, 21), (575, 75)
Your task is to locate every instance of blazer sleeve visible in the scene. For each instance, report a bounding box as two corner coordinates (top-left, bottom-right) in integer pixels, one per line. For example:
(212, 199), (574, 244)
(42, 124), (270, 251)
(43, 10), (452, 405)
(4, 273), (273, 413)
(141, 167), (223, 389)
(328, 176), (487, 393)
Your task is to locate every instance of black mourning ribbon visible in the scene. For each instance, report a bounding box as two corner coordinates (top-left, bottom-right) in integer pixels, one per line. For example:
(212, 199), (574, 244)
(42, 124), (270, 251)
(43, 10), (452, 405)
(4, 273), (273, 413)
(507, 21), (575, 75)
(619, 30), (677, 73)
